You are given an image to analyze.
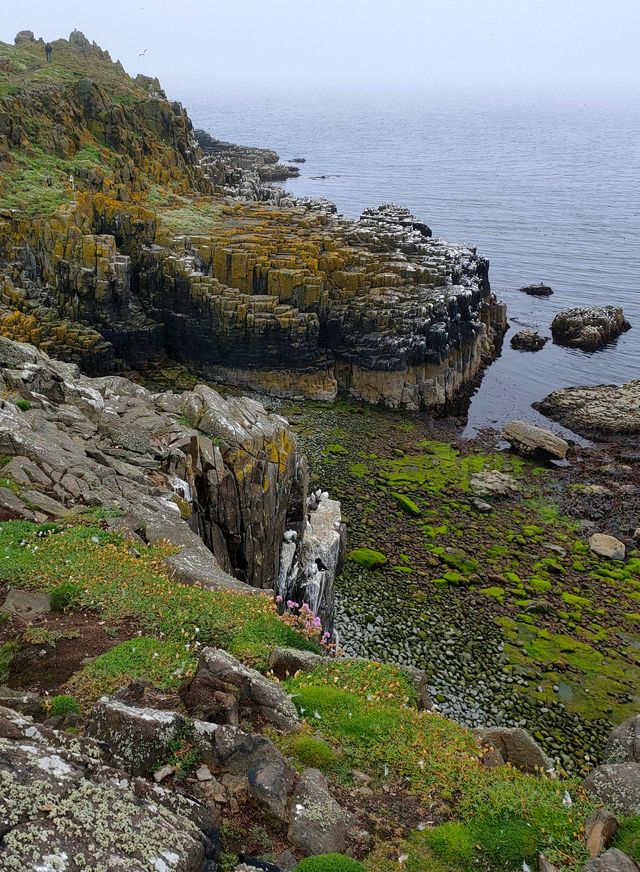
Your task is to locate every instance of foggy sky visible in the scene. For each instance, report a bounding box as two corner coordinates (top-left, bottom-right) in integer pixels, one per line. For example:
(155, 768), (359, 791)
(2, 0), (639, 99)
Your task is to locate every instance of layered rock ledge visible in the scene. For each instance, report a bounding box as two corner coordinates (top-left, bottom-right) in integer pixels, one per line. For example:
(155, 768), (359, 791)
(535, 380), (640, 439)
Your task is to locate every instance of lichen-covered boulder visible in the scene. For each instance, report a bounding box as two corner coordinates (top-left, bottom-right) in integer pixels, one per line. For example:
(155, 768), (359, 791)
(583, 763), (640, 816)
(288, 768), (353, 856)
(605, 715), (640, 764)
(0, 705), (217, 871)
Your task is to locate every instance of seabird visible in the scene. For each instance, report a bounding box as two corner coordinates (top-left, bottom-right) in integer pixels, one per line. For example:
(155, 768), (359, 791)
(138, 48), (148, 57)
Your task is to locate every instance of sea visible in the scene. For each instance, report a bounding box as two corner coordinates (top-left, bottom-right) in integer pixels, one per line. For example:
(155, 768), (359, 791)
(181, 88), (640, 437)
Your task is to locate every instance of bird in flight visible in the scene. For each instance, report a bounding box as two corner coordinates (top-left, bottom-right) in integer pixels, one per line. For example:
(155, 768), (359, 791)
(138, 48), (148, 57)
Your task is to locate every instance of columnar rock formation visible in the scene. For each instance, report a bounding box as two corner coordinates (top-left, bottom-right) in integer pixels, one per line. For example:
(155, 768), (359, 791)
(0, 31), (507, 412)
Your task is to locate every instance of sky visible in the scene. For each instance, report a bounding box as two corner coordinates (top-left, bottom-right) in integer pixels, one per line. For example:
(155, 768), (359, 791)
(2, 0), (639, 99)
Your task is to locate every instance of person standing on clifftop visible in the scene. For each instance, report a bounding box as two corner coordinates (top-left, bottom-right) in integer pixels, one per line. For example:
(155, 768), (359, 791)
(45, 43), (52, 63)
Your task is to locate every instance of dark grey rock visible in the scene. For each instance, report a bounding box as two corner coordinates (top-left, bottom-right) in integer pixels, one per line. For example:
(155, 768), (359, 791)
(287, 768), (353, 856)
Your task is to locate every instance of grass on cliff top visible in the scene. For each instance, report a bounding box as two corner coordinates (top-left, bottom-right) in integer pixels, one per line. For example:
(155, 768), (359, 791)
(285, 660), (595, 871)
(0, 37), (149, 100)
(0, 515), (316, 701)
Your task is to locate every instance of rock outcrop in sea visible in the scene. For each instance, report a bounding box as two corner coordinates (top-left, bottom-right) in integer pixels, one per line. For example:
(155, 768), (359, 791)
(0, 31), (506, 412)
(551, 306), (631, 351)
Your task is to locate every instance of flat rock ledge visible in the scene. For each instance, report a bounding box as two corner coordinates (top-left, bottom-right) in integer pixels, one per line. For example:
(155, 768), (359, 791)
(551, 306), (631, 351)
(535, 380), (640, 439)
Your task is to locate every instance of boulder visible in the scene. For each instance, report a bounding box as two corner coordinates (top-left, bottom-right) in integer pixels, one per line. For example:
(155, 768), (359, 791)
(583, 763), (640, 816)
(582, 848), (640, 872)
(551, 306), (631, 351)
(585, 809), (619, 859)
(520, 283), (553, 296)
(0, 705), (217, 870)
(535, 380), (640, 438)
(605, 715), (640, 764)
(288, 768), (354, 856)
(589, 533), (626, 561)
(475, 726), (554, 775)
(190, 647), (300, 731)
(510, 329), (549, 351)
(503, 420), (569, 460)
(1, 587), (51, 618)
(470, 470), (520, 499)
(268, 646), (324, 680)
(86, 697), (186, 776)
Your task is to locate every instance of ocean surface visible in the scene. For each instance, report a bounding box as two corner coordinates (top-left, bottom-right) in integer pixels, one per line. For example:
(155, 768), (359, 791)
(182, 88), (640, 437)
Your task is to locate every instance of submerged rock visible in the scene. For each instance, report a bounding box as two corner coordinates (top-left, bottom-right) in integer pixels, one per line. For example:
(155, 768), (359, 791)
(551, 306), (631, 351)
(535, 380), (640, 438)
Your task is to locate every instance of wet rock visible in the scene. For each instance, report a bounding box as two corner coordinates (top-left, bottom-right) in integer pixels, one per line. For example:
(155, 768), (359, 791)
(582, 848), (640, 872)
(536, 380), (640, 438)
(605, 715), (640, 764)
(288, 768), (353, 855)
(583, 763), (640, 816)
(551, 306), (631, 351)
(520, 283), (553, 296)
(585, 809), (619, 858)
(503, 420), (568, 460)
(510, 329), (549, 351)
(475, 726), (554, 775)
(190, 647), (300, 731)
(589, 533), (626, 561)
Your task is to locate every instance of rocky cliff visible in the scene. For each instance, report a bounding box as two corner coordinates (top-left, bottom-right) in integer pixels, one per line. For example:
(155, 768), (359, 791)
(0, 334), (343, 625)
(0, 31), (506, 411)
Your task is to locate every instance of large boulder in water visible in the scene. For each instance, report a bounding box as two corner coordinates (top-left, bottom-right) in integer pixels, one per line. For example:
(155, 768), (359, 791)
(510, 329), (549, 351)
(551, 306), (630, 351)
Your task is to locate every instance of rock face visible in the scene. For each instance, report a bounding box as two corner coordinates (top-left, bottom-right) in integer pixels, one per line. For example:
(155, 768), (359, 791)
(0, 34), (507, 413)
(503, 420), (569, 460)
(0, 335), (338, 620)
(551, 306), (631, 351)
(475, 726), (555, 774)
(0, 704), (219, 870)
(536, 381), (640, 438)
(510, 329), (549, 351)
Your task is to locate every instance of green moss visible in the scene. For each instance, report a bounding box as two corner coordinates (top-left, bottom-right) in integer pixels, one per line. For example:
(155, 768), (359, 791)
(47, 694), (81, 716)
(324, 443), (348, 455)
(562, 592), (590, 608)
(296, 856), (366, 872)
(0, 641), (18, 682)
(528, 576), (552, 592)
(50, 580), (83, 611)
(283, 734), (337, 771)
(347, 548), (387, 569)
(13, 398), (31, 412)
(480, 587), (506, 600)
(390, 492), (421, 517)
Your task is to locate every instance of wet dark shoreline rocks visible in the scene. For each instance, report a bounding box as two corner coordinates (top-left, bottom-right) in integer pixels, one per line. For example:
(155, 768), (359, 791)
(510, 329), (549, 351)
(520, 283), (554, 296)
(536, 380), (640, 439)
(551, 306), (631, 351)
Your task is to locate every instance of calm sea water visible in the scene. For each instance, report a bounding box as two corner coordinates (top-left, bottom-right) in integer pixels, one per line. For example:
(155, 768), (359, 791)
(182, 89), (640, 436)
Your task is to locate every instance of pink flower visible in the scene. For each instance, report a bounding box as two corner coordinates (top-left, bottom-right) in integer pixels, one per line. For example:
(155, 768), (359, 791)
(275, 594), (283, 604)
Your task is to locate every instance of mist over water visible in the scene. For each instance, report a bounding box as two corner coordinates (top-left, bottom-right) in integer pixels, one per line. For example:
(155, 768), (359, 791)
(184, 89), (640, 435)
